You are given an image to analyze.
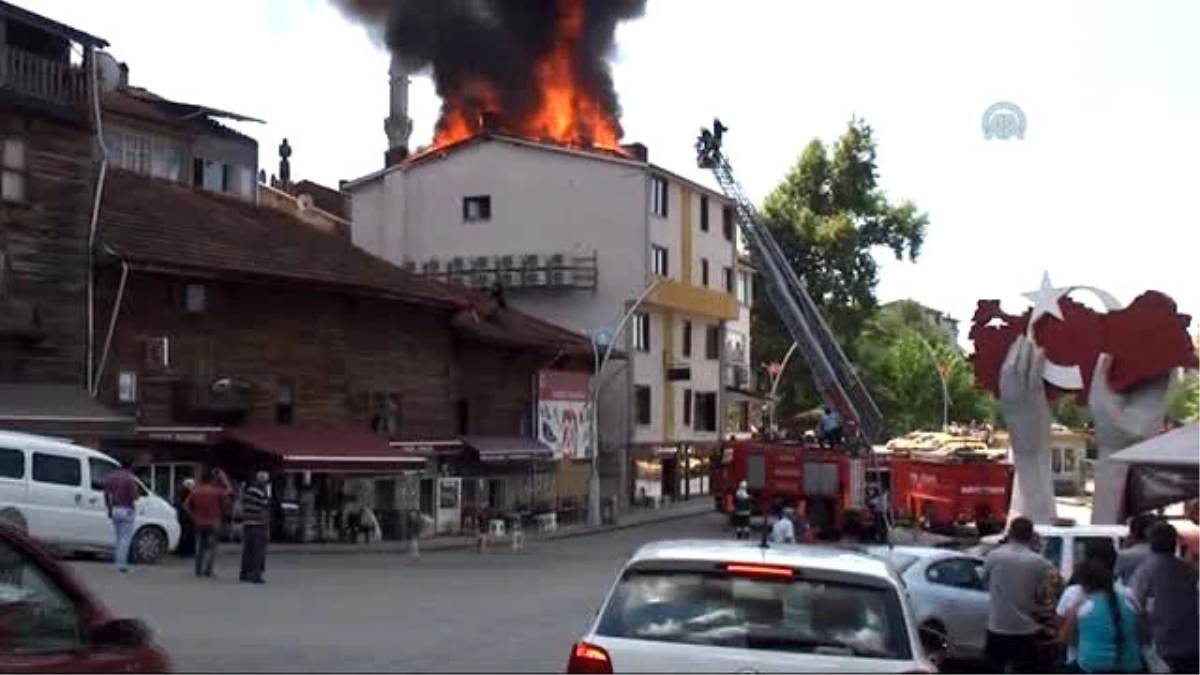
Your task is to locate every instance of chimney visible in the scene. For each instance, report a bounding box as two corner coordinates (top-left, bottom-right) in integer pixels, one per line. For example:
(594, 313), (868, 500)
(118, 63), (129, 88)
(623, 142), (649, 163)
(383, 55), (414, 168)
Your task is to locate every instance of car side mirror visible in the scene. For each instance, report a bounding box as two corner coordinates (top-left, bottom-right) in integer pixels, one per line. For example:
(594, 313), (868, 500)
(90, 617), (151, 649)
(918, 625), (946, 656)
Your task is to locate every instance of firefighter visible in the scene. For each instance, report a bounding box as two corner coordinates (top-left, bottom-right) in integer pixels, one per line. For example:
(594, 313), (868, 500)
(732, 481), (752, 539)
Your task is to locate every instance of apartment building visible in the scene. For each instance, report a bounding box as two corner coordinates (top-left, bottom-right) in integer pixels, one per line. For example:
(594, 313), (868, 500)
(345, 132), (739, 509)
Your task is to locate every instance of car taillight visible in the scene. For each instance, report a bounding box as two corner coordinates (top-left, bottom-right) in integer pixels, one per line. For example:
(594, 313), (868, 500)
(723, 562), (795, 579)
(566, 641), (613, 674)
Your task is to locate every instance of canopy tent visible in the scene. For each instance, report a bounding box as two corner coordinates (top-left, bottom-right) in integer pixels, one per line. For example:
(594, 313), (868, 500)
(1108, 422), (1199, 517)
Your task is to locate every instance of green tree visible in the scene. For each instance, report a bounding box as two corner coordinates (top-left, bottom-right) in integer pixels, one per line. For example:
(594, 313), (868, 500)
(753, 119), (928, 419)
(1166, 370), (1199, 422)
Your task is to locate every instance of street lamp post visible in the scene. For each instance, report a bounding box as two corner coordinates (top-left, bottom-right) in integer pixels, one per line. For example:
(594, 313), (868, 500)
(588, 279), (663, 527)
(909, 332), (950, 431)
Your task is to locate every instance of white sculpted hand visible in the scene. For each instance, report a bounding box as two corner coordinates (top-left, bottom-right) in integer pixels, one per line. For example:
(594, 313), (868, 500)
(998, 335), (1056, 524)
(1088, 353), (1171, 524)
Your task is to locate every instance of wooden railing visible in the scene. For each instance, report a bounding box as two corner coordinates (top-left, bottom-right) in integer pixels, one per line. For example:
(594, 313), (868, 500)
(0, 47), (89, 108)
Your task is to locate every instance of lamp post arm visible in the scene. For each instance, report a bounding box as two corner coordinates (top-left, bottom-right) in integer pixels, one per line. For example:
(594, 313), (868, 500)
(599, 279), (664, 374)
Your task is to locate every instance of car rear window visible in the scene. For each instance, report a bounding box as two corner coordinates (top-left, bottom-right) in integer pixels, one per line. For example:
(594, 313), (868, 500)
(595, 567), (911, 660)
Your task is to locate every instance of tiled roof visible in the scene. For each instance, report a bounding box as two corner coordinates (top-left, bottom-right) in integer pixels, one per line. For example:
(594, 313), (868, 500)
(98, 169), (593, 356)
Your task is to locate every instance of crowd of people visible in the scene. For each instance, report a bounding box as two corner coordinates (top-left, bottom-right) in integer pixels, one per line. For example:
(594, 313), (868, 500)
(983, 515), (1199, 674)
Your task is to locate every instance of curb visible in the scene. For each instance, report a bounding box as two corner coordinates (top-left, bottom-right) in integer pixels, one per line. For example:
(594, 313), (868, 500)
(214, 503), (715, 557)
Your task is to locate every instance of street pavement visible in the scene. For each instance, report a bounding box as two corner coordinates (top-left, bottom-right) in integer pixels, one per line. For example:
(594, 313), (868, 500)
(73, 511), (732, 673)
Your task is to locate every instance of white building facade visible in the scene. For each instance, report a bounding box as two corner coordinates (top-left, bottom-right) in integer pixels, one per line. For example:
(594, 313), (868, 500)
(344, 135), (739, 509)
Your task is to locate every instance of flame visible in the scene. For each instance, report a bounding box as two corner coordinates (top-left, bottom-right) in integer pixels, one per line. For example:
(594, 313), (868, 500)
(424, 0), (627, 157)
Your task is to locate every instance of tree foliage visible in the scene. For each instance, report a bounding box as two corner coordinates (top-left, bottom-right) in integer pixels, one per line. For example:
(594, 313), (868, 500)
(1166, 370), (1199, 423)
(752, 118), (929, 420)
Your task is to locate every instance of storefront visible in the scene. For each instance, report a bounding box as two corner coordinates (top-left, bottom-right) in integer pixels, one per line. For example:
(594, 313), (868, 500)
(630, 444), (715, 508)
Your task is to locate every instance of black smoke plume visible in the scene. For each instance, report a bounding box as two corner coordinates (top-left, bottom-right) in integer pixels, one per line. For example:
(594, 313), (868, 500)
(331, 0), (648, 141)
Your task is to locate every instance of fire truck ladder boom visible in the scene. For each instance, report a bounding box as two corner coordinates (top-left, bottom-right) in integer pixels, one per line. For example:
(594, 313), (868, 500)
(696, 120), (885, 447)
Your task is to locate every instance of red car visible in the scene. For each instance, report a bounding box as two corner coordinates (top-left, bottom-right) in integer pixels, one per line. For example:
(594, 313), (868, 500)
(0, 523), (170, 673)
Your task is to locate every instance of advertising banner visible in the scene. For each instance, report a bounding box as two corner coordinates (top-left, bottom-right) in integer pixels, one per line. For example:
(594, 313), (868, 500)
(536, 370), (593, 460)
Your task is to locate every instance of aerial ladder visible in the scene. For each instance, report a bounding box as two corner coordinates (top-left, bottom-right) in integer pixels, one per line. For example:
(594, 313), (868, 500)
(697, 120), (887, 511)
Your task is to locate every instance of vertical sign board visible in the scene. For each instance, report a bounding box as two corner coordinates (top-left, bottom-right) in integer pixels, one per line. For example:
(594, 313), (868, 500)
(536, 370), (593, 460)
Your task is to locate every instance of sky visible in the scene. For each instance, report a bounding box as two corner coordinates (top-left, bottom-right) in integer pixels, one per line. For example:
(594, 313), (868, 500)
(25, 0), (1200, 350)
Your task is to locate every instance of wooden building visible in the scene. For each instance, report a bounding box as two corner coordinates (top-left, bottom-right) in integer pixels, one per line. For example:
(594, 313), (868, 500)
(0, 1), (131, 441)
(91, 167), (595, 541)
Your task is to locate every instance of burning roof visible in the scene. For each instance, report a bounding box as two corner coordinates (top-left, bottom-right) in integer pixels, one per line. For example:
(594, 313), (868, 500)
(332, 0), (647, 156)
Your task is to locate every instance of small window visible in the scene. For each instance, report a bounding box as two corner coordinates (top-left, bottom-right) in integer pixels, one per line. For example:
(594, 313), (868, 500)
(722, 206), (735, 241)
(699, 196), (709, 232)
(275, 381), (294, 425)
(681, 321), (692, 358)
(632, 312), (650, 353)
(705, 325), (721, 360)
(183, 283), (207, 313)
(0, 447), (25, 479)
(737, 270), (752, 305)
(635, 386), (651, 425)
(723, 267), (735, 294)
(370, 392), (402, 436)
(700, 259), (710, 287)
(651, 245), (669, 277)
(2, 138), (28, 204)
(462, 195), (492, 222)
(88, 457), (119, 492)
(31, 453), (82, 487)
(117, 371), (138, 403)
(650, 177), (668, 217)
(682, 389), (693, 426)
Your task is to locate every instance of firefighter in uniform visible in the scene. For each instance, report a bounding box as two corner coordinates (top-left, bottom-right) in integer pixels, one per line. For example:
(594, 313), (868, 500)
(732, 481), (753, 539)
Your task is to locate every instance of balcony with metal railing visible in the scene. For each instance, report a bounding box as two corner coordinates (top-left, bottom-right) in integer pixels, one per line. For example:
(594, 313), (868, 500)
(0, 45), (89, 109)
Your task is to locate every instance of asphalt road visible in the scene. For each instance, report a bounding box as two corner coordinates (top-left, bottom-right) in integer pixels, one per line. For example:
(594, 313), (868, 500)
(72, 513), (732, 673)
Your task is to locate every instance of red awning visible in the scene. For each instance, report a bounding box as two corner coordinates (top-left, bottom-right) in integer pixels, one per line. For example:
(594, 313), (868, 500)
(224, 424), (426, 472)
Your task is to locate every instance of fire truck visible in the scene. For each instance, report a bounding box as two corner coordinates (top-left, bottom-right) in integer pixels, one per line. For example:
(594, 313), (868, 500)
(883, 448), (1014, 535)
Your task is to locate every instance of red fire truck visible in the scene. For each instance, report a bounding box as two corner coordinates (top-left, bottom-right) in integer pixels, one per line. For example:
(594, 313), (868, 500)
(884, 449), (1014, 535)
(714, 439), (871, 538)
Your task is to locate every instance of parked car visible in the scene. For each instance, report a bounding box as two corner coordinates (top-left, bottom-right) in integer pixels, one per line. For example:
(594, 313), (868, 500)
(566, 539), (940, 673)
(0, 522), (170, 672)
(865, 545), (989, 664)
(0, 430), (179, 564)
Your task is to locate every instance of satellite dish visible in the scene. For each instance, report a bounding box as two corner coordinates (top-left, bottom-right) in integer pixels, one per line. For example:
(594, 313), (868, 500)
(95, 52), (122, 93)
(297, 194), (314, 210)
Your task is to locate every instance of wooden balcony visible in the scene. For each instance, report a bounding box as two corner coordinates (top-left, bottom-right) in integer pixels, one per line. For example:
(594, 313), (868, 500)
(0, 46), (89, 110)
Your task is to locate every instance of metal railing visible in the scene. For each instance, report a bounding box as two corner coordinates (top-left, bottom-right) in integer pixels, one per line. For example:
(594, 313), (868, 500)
(0, 47), (89, 108)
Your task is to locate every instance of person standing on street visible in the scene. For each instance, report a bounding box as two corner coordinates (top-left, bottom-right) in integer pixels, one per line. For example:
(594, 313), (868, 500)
(1130, 521), (1200, 674)
(732, 481), (752, 540)
(1116, 513), (1159, 584)
(174, 478), (196, 558)
(101, 460), (140, 573)
(184, 467), (233, 578)
(239, 471), (270, 584)
(981, 517), (1060, 673)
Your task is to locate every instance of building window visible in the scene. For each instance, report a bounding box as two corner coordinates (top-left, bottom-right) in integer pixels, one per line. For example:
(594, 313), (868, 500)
(737, 270), (752, 305)
(705, 325), (721, 360)
(681, 320), (692, 358)
(117, 371), (138, 403)
(651, 244), (669, 277)
(456, 398), (470, 435)
(650, 176), (668, 217)
(723, 267), (735, 294)
(275, 381), (294, 425)
(632, 312), (650, 352)
(699, 195), (709, 232)
(695, 392), (718, 432)
(193, 158), (226, 192)
(1, 138), (27, 204)
(635, 386), (651, 425)
(462, 195), (492, 222)
(182, 283), (207, 313)
(700, 259), (710, 287)
(370, 393), (402, 436)
(683, 389), (693, 427)
(722, 206), (735, 241)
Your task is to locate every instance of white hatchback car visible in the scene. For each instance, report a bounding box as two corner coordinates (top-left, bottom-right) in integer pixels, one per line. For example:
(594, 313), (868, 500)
(567, 539), (939, 673)
(0, 430), (180, 563)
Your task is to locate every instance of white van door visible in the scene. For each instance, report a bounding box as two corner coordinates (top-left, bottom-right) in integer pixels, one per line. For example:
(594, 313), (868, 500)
(0, 445), (29, 518)
(80, 456), (123, 547)
(27, 450), (89, 546)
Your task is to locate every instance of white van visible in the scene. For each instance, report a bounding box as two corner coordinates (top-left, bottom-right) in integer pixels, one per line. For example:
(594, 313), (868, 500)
(0, 429), (179, 564)
(977, 523), (1129, 581)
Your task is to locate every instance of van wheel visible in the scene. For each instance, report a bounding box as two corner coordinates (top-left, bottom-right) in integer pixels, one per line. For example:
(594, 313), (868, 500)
(0, 507), (27, 533)
(132, 526), (167, 565)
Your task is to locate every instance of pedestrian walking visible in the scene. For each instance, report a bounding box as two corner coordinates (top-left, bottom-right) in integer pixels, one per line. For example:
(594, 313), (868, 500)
(1129, 521), (1200, 674)
(239, 471), (270, 584)
(183, 467), (233, 578)
(175, 478), (196, 558)
(1056, 539), (1146, 672)
(1057, 556), (1145, 674)
(981, 517), (1060, 673)
(101, 459), (140, 573)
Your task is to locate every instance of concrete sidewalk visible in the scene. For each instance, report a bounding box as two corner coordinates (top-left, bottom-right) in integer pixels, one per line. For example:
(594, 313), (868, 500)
(216, 498), (715, 556)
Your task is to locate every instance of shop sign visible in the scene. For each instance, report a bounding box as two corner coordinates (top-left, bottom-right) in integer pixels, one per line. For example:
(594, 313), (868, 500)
(535, 370), (593, 460)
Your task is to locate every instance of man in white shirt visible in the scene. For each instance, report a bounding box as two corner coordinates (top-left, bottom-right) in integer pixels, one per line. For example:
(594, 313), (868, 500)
(770, 507), (796, 544)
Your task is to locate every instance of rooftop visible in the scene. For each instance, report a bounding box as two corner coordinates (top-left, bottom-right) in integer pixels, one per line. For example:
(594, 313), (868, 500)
(0, 0), (108, 48)
(102, 86), (261, 141)
(98, 169), (593, 357)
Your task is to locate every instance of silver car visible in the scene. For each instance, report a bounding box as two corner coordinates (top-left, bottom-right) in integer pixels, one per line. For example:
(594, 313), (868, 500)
(567, 539), (940, 673)
(864, 545), (989, 663)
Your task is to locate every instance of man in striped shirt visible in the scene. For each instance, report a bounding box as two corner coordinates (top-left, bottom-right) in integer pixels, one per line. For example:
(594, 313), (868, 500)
(239, 471), (271, 584)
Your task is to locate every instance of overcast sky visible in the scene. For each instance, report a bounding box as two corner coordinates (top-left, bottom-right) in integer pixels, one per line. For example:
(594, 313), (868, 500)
(26, 0), (1200, 348)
